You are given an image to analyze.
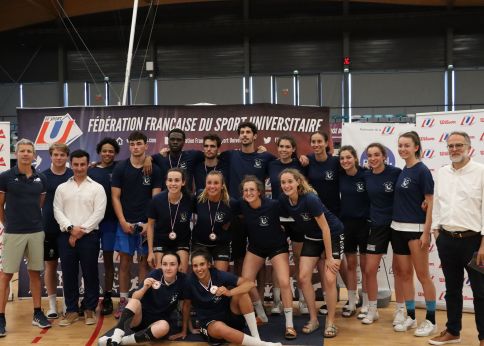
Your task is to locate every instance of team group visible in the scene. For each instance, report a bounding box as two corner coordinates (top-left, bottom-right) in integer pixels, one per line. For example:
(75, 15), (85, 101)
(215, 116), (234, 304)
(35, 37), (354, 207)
(0, 121), (482, 346)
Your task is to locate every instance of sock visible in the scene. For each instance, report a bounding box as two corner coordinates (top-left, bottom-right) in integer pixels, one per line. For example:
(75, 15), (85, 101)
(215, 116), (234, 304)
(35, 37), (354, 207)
(405, 300), (416, 320)
(111, 328), (125, 343)
(298, 288), (305, 303)
(425, 300), (436, 324)
(120, 333), (137, 345)
(348, 290), (357, 309)
(253, 300), (267, 320)
(243, 312), (260, 339)
(120, 292), (129, 300)
(104, 291), (112, 299)
(283, 308), (293, 328)
(117, 307), (135, 331)
(369, 300), (377, 309)
(396, 302), (405, 310)
(48, 294), (57, 311)
(34, 307), (42, 314)
(272, 288), (281, 304)
(134, 327), (156, 343)
(362, 292), (369, 307)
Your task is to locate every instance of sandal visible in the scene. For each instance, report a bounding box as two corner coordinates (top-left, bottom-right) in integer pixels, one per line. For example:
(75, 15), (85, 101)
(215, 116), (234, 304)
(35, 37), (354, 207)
(324, 324), (338, 338)
(342, 308), (356, 318)
(284, 327), (297, 340)
(302, 320), (319, 334)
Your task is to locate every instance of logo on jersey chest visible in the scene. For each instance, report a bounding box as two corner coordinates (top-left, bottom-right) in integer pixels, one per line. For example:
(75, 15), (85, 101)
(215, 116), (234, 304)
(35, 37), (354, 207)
(401, 177), (411, 189)
(259, 216), (270, 227)
(356, 182), (365, 192)
(300, 213), (311, 221)
(179, 161), (188, 169)
(324, 170), (335, 181)
(179, 212), (189, 223)
(383, 181), (394, 192)
(142, 175), (151, 186)
(254, 159), (263, 169)
(215, 212), (225, 222)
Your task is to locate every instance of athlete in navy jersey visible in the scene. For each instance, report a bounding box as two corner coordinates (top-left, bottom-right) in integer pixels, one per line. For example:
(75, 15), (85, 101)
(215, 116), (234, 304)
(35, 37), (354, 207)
(88, 137), (119, 316)
(111, 131), (162, 319)
(279, 168), (342, 338)
(42, 143), (73, 319)
(236, 176), (296, 340)
(175, 249), (281, 346)
(361, 143), (403, 325)
(147, 168), (193, 272)
(150, 128), (204, 190)
(193, 134), (230, 191)
(267, 135), (308, 315)
(391, 132), (436, 336)
(193, 171), (233, 271)
(338, 145), (370, 318)
(98, 252), (187, 346)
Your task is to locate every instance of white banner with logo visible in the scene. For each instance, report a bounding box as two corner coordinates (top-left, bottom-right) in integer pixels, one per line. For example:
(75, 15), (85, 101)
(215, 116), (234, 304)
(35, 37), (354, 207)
(416, 109), (484, 312)
(342, 123), (416, 294)
(0, 121), (11, 272)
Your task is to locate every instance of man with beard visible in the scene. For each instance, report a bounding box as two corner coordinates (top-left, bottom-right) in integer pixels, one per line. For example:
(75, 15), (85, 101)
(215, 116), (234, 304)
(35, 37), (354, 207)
(193, 133), (229, 191)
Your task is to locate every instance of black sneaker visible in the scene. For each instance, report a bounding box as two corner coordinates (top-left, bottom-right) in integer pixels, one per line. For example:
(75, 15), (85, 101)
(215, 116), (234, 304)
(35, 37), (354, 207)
(102, 296), (114, 316)
(0, 316), (6, 337)
(32, 311), (52, 329)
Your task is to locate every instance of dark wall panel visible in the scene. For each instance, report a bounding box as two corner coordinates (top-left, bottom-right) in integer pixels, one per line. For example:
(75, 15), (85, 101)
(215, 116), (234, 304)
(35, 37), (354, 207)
(0, 46), (58, 82)
(453, 33), (484, 68)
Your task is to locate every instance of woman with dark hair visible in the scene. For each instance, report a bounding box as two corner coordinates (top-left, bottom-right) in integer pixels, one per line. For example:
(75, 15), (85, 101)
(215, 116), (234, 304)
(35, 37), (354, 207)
(279, 168), (344, 338)
(97, 252), (187, 346)
(174, 249), (281, 346)
(267, 135), (308, 315)
(192, 170), (233, 272)
(362, 143), (403, 325)
(237, 176), (296, 340)
(147, 168), (193, 272)
(391, 131), (437, 336)
(338, 145), (371, 318)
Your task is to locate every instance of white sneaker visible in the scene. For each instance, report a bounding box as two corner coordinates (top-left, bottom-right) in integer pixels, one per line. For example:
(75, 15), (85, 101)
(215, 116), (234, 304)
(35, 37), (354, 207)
(414, 319), (437, 337)
(357, 305), (368, 320)
(298, 301), (309, 315)
(270, 302), (282, 315)
(98, 336), (109, 346)
(46, 309), (59, 319)
(393, 317), (417, 332)
(393, 307), (405, 326)
(361, 307), (379, 324)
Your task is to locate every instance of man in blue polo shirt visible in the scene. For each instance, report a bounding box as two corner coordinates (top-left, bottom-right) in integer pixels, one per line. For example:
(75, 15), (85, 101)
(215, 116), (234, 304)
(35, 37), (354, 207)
(0, 139), (51, 337)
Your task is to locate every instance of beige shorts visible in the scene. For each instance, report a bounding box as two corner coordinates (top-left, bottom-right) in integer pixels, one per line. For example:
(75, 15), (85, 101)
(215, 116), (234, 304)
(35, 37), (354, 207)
(1, 232), (45, 273)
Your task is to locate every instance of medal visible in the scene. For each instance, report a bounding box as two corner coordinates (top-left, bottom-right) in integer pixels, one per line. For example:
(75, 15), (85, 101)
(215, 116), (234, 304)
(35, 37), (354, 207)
(209, 232), (217, 241)
(152, 281), (161, 289)
(208, 200), (221, 242)
(210, 285), (219, 295)
(169, 231), (177, 240)
(168, 193), (182, 242)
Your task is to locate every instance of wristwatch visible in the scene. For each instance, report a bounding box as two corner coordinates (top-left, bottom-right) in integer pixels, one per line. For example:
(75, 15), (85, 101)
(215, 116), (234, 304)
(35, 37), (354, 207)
(66, 225), (74, 232)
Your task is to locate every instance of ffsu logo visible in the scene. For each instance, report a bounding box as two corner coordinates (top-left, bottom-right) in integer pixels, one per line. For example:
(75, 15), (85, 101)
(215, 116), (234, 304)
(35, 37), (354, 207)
(253, 158), (263, 169)
(179, 212), (189, 223)
(215, 212), (225, 222)
(142, 175), (151, 186)
(383, 181), (394, 192)
(401, 177), (411, 189)
(300, 213), (311, 221)
(179, 161), (188, 169)
(324, 170), (335, 181)
(356, 182), (365, 192)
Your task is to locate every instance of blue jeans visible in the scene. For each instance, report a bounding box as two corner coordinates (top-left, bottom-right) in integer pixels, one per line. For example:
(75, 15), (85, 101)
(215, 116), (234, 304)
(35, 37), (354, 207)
(58, 232), (100, 312)
(436, 232), (484, 341)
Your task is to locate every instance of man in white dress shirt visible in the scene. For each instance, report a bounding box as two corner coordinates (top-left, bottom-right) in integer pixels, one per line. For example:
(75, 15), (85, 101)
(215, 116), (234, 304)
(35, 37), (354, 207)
(54, 149), (106, 327)
(430, 131), (484, 346)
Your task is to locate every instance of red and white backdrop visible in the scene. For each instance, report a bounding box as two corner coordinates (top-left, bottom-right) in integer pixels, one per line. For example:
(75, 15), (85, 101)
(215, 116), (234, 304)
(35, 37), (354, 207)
(416, 109), (484, 312)
(343, 111), (484, 312)
(0, 122), (11, 272)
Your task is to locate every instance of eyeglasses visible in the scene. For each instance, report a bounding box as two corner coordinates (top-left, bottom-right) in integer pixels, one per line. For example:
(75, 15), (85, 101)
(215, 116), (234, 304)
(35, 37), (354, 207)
(447, 143), (466, 150)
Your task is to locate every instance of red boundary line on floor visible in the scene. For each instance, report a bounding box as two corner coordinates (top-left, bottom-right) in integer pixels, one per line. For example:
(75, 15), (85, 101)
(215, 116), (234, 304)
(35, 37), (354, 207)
(85, 301), (104, 346)
(31, 336), (42, 343)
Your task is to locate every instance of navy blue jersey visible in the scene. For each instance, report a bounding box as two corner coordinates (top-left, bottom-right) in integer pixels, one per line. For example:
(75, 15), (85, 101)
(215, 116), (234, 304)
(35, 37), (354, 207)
(279, 192), (344, 239)
(185, 268), (238, 324)
(393, 162), (434, 224)
(88, 163), (116, 221)
(140, 270), (187, 321)
(306, 154), (341, 215)
(237, 197), (286, 250)
(193, 198), (233, 245)
(111, 159), (162, 223)
(364, 165), (402, 226)
(268, 158), (306, 199)
(41, 168), (73, 234)
(223, 150), (276, 199)
(152, 150), (204, 189)
(339, 167), (370, 220)
(0, 166), (47, 234)
(193, 159), (230, 192)
(147, 191), (193, 243)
